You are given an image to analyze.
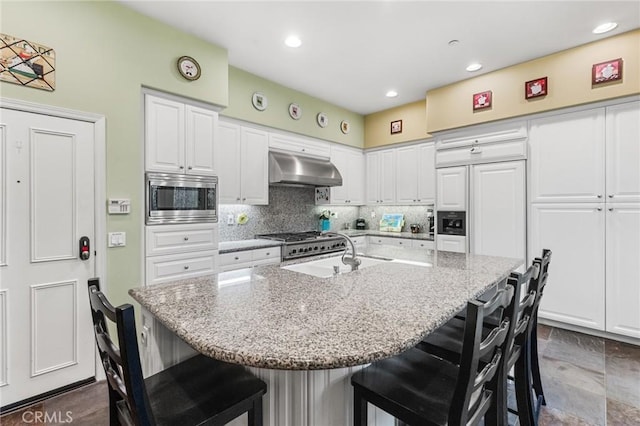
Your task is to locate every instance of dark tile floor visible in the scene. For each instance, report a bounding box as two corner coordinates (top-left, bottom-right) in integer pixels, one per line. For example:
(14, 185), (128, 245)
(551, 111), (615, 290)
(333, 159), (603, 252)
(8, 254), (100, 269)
(1, 325), (638, 425)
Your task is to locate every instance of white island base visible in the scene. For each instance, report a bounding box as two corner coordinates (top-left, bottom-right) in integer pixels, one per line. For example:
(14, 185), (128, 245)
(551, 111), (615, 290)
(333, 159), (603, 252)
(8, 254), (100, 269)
(141, 309), (395, 426)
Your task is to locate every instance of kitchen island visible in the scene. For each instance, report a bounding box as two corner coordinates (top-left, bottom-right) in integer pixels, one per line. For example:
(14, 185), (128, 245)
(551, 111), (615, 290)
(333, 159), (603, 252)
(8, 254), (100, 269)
(130, 248), (521, 426)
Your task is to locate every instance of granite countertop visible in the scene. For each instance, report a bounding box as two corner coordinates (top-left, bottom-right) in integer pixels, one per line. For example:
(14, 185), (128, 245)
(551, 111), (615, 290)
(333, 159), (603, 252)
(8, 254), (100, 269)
(219, 239), (283, 253)
(130, 248), (521, 370)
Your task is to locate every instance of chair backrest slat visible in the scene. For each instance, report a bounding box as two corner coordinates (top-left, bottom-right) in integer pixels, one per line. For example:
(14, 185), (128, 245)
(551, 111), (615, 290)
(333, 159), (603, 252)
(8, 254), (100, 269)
(88, 278), (156, 426)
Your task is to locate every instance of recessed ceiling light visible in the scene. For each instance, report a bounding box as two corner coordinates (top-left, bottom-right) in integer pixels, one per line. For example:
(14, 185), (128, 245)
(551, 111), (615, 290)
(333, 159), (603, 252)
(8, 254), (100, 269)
(592, 22), (618, 34)
(284, 35), (302, 48)
(466, 63), (482, 72)
(386, 90), (398, 98)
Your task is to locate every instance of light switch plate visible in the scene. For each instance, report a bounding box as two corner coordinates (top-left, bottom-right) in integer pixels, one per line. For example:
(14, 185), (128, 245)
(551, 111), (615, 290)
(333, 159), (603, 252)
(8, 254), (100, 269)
(108, 232), (126, 247)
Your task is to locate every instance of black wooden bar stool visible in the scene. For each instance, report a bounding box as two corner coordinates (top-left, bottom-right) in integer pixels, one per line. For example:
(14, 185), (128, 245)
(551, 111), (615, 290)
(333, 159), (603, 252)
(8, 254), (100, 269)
(351, 282), (515, 426)
(88, 278), (267, 426)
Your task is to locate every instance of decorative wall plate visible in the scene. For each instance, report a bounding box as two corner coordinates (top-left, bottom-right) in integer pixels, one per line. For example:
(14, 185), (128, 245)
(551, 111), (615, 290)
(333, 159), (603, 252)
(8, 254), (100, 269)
(289, 103), (302, 120)
(177, 56), (201, 81)
(316, 112), (328, 128)
(252, 92), (268, 111)
(340, 120), (350, 134)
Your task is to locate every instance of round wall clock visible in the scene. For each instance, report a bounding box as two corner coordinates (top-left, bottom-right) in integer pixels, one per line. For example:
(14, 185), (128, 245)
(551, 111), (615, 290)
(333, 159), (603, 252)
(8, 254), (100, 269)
(177, 56), (201, 81)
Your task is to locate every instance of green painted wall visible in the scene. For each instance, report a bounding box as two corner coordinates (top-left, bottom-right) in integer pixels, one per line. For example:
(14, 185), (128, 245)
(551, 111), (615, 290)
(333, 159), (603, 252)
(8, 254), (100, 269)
(224, 66), (364, 148)
(1, 1), (229, 307)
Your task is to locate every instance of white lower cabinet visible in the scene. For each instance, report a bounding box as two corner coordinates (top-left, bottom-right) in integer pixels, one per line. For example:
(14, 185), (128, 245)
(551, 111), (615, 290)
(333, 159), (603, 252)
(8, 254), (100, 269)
(605, 204), (640, 338)
(436, 235), (466, 253)
(146, 250), (218, 286)
(529, 203), (606, 331)
(145, 223), (218, 285)
(367, 236), (433, 250)
(218, 247), (281, 272)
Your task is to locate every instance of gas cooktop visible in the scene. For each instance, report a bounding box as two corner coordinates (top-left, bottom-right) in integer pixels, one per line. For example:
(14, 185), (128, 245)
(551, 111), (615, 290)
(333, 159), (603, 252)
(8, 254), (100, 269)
(256, 231), (346, 260)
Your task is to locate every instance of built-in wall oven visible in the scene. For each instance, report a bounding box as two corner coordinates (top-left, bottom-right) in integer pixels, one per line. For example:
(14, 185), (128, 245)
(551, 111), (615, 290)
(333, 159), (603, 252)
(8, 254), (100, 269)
(437, 211), (466, 236)
(146, 172), (218, 224)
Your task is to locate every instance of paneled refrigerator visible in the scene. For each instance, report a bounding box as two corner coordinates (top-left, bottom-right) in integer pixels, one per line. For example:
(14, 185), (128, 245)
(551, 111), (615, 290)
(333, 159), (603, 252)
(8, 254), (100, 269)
(436, 160), (526, 262)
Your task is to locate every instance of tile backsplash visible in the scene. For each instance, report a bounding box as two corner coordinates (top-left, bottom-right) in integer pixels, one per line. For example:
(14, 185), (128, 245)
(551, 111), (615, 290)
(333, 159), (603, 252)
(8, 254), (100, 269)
(219, 186), (434, 241)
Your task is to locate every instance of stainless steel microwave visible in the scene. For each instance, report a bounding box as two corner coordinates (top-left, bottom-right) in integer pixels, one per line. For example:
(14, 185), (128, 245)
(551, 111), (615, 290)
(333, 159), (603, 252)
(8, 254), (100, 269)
(146, 172), (218, 225)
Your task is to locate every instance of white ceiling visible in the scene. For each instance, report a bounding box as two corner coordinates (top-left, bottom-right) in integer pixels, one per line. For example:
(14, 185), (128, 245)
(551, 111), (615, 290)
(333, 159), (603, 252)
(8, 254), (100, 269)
(120, 1), (640, 115)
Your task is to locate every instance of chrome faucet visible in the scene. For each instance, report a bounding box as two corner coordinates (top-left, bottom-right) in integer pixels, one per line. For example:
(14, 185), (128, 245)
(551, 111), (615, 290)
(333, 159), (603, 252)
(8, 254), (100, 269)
(325, 232), (362, 271)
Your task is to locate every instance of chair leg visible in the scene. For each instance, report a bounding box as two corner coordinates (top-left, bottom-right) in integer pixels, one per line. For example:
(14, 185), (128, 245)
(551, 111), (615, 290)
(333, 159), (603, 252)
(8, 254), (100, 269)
(514, 341), (536, 426)
(353, 387), (368, 426)
(530, 315), (546, 406)
(248, 397), (263, 426)
(485, 363), (508, 426)
(107, 385), (120, 426)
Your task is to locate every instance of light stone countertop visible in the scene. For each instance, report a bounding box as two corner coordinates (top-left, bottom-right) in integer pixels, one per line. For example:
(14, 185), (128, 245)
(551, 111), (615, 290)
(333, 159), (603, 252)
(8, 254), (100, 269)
(342, 229), (435, 241)
(129, 248), (521, 370)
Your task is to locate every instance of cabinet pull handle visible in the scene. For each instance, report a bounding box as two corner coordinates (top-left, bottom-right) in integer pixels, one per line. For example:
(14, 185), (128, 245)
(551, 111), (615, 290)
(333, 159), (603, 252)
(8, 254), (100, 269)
(184, 265), (190, 270)
(184, 237), (189, 241)
(608, 195), (614, 198)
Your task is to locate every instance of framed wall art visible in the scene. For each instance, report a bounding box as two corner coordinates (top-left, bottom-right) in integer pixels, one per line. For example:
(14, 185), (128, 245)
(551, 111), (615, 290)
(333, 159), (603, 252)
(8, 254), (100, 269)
(592, 58), (622, 85)
(390, 119), (402, 134)
(288, 103), (302, 120)
(340, 120), (350, 134)
(525, 77), (548, 99)
(473, 91), (492, 110)
(0, 33), (55, 91)
(252, 92), (268, 111)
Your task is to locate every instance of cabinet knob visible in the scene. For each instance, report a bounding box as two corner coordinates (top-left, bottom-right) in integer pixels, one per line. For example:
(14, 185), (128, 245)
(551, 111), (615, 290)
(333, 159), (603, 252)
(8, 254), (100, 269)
(234, 256), (239, 260)
(184, 265), (190, 270)
(266, 252), (270, 256)
(399, 241), (403, 245)
(236, 197), (241, 201)
(597, 194), (602, 198)
(188, 166), (193, 170)
(184, 237), (189, 241)
(608, 195), (614, 198)
(301, 148), (306, 152)
(609, 208), (614, 212)
(597, 208), (602, 211)
(242, 198), (246, 201)
(179, 166), (184, 169)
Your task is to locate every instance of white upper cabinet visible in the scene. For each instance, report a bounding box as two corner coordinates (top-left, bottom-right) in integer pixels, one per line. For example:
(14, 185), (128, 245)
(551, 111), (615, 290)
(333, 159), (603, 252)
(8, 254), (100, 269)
(396, 142), (436, 205)
(606, 101), (640, 203)
(145, 94), (217, 175)
(269, 133), (331, 158)
(436, 166), (467, 211)
(366, 149), (396, 204)
(215, 120), (268, 205)
(328, 144), (364, 205)
(529, 108), (606, 202)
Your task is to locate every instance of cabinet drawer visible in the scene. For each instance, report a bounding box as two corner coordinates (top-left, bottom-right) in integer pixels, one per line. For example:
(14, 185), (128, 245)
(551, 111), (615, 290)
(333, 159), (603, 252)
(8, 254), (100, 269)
(436, 122), (527, 150)
(219, 251), (253, 266)
(368, 236), (403, 246)
(411, 240), (435, 250)
(436, 140), (526, 166)
(146, 224), (217, 256)
(146, 250), (217, 285)
(269, 134), (331, 158)
(252, 247), (281, 261)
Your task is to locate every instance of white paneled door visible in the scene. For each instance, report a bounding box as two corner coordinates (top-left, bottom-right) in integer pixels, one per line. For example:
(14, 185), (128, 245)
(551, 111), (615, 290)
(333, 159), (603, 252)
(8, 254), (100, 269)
(0, 109), (95, 408)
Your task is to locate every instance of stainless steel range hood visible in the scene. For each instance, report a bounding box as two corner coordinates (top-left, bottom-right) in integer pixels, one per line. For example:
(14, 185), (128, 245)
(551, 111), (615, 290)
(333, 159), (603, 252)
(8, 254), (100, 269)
(269, 151), (343, 187)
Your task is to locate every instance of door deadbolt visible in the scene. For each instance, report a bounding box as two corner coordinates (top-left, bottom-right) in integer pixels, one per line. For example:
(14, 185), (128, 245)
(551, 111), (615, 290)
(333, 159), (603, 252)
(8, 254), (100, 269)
(79, 236), (90, 260)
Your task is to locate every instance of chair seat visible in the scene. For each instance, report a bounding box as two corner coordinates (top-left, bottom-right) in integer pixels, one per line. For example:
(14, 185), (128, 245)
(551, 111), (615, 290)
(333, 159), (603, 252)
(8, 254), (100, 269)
(145, 354), (266, 425)
(351, 347), (488, 426)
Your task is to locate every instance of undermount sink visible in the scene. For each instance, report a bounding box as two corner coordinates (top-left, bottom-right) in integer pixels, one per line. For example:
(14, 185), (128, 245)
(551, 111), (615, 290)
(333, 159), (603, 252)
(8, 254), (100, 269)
(281, 255), (432, 278)
(281, 255), (389, 278)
